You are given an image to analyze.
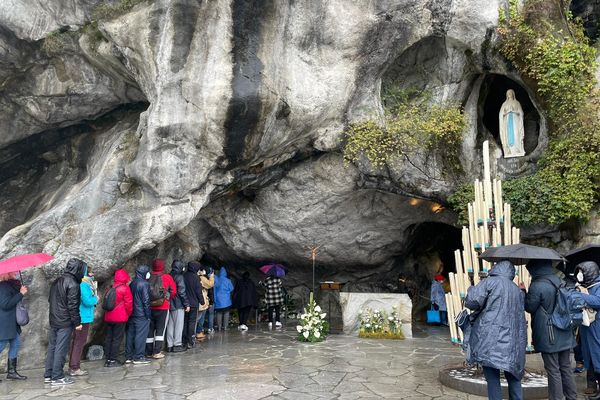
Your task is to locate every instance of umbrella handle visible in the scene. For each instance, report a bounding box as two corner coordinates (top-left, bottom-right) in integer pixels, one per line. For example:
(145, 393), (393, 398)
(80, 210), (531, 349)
(19, 271), (23, 284)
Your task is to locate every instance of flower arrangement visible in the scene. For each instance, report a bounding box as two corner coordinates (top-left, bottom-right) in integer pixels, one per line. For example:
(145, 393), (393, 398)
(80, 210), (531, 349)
(296, 299), (329, 343)
(358, 306), (404, 340)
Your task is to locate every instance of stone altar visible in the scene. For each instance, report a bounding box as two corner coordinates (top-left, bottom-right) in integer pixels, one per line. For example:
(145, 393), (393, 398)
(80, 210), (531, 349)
(339, 292), (412, 338)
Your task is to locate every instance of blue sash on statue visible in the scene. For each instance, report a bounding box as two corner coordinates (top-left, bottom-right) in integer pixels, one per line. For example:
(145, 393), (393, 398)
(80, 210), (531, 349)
(507, 112), (515, 146)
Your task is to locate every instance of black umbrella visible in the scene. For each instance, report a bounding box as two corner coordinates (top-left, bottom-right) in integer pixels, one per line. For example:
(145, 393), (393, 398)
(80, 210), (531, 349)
(564, 244), (600, 273)
(480, 244), (565, 265)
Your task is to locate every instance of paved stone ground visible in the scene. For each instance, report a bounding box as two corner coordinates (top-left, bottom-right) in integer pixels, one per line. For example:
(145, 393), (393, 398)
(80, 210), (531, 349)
(0, 324), (590, 399)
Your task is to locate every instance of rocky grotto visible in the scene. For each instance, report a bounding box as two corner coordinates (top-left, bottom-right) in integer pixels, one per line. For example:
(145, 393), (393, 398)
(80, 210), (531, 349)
(0, 0), (599, 368)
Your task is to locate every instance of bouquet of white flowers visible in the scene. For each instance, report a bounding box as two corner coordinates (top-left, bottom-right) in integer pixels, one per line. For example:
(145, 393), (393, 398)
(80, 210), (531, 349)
(296, 299), (329, 342)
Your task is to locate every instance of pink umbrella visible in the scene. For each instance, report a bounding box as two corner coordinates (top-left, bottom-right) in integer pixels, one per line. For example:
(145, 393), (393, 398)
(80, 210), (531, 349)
(0, 253), (54, 275)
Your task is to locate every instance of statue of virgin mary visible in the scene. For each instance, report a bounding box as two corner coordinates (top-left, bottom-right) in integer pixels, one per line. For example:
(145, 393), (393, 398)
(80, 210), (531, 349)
(499, 89), (526, 158)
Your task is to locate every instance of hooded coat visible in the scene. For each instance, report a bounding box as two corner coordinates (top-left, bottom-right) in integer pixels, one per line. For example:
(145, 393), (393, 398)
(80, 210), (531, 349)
(214, 267), (234, 310)
(576, 261), (600, 373)
(150, 259), (177, 310)
(80, 265), (98, 324)
(169, 260), (190, 310)
(0, 279), (23, 340)
(465, 260), (527, 378)
(233, 272), (258, 309)
(183, 262), (204, 309)
(104, 269), (133, 323)
(130, 265), (151, 319)
(525, 260), (575, 353)
(49, 258), (87, 329)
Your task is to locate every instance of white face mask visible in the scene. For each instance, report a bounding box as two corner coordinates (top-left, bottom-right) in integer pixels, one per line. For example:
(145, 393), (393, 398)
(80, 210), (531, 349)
(146, 272), (151, 280)
(577, 271), (584, 283)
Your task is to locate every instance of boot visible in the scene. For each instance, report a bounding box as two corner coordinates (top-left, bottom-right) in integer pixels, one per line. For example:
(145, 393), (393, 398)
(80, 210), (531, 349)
(7, 358), (27, 380)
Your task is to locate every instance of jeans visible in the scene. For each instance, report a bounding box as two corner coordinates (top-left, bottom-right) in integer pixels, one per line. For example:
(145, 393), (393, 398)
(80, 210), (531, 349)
(574, 343), (583, 363)
(215, 308), (230, 330)
(207, 304), (214, 330)
(440, 310), (448, 325)
(541, 351), (577, 400)
(196, 309), (207, 333)
(44, 327), (73, 380)
(268, 305), (281, 323)
(104, 322), (126, 361)
(69, 323), (90, 370)
(0, 334), (20, 359)
(482, 366), (523, 400)
(182, 307), (198, 345)
(126, 317), (150, 360)
(238, 306), (251, 325)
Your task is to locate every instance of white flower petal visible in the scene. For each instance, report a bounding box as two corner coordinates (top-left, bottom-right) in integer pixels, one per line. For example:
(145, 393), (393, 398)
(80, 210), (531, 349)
(303, 331), (309, 338)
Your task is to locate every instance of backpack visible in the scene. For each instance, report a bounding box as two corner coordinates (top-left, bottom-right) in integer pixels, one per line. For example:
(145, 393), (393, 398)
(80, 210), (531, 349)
(102, 284), (122, 311)
(149, 274), (166, 307)
(541, 278), (585, 331)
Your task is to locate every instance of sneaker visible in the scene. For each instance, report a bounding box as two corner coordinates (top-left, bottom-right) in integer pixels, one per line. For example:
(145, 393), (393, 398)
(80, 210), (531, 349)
(51, 377), (74, 386)
(172, 345), (186, 353)
(268, 322), (273, 329)
(275, 321), (282, 329)
(196, 332), (206, 340)
(125, 359), (133, 364)
(574, 366), (585, 373)
(585, 388), (598, 395)
(240, 324), (248, 331)
(132, 358), (151, 365)
(44, 377), (52, 384)
(207, 329), (214, 334)
(68, 369), (88, 376)
(152, 353), (165, 359)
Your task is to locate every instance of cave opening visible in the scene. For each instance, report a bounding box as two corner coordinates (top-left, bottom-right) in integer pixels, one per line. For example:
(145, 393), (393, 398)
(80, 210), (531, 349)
(479, 74), (540, 155)
(400, 222), (462, 320)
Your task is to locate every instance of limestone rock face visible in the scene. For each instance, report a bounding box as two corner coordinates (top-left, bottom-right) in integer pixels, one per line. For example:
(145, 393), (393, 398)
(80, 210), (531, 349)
(1, 0), (594, 368)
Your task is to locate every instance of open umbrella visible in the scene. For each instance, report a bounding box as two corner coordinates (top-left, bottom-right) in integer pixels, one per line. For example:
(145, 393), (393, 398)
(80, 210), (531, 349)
(480, 244), (564, 265)
(0, 253), (54, 280)
(260, 264), (286, 278)
(564, 244), (600, 273)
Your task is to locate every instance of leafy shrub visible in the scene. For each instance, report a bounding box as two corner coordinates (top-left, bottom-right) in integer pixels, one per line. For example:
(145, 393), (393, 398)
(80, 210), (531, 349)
(343, 90), (466, 173)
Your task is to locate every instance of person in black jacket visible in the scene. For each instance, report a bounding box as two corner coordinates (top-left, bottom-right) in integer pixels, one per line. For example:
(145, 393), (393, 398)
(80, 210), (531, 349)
(166, 260), (190, 353)
(125, 265), (151, 364)
(0, 272), (28, 381)
(182, 261), (205, 349)
(44, 258), (86, 386)
(233, 271), (258, 331)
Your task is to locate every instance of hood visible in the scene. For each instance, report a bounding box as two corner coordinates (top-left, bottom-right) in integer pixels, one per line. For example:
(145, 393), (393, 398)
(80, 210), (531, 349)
(152, 259), (165, 274)
(526, 260), (557, 279)
(171, 259), (185, 275)
(65, 258), (87, 282)
(488, 260), (516, 280)
(575, 261), (600, 286)
(114, 269), (130, 285)
(135, 264), (150, 280)
(219, 266), (228, 278)
(187, 261), (202, 274)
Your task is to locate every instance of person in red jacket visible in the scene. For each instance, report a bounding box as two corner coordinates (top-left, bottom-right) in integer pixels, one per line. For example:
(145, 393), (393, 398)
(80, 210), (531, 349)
(103, 269), (132, 367)
(146, 259), (176, 359)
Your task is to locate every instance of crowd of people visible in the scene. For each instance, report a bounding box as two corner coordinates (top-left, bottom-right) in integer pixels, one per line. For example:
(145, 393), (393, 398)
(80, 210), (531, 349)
(460, 259), (600, 400)
(0, 257), (286, 386)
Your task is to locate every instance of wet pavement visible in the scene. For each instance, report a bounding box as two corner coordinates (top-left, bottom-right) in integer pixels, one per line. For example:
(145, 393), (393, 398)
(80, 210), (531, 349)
(0, 323), (587, 399)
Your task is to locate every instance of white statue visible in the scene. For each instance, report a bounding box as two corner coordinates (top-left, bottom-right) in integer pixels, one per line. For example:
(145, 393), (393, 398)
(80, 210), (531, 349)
(499, 89), (525, 158)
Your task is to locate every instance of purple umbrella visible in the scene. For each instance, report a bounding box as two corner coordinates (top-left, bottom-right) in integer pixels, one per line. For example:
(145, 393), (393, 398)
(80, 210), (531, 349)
(260, 264), (286, 277)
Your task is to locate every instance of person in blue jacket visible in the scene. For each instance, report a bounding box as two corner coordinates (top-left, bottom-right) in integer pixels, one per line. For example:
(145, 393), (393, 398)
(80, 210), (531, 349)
(575, 261), (600, 400)
(125, 265), (151, 364)
(465, 260), (526, 400)
(214, 267), (234, 331)
(68, 265), (97, 377)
